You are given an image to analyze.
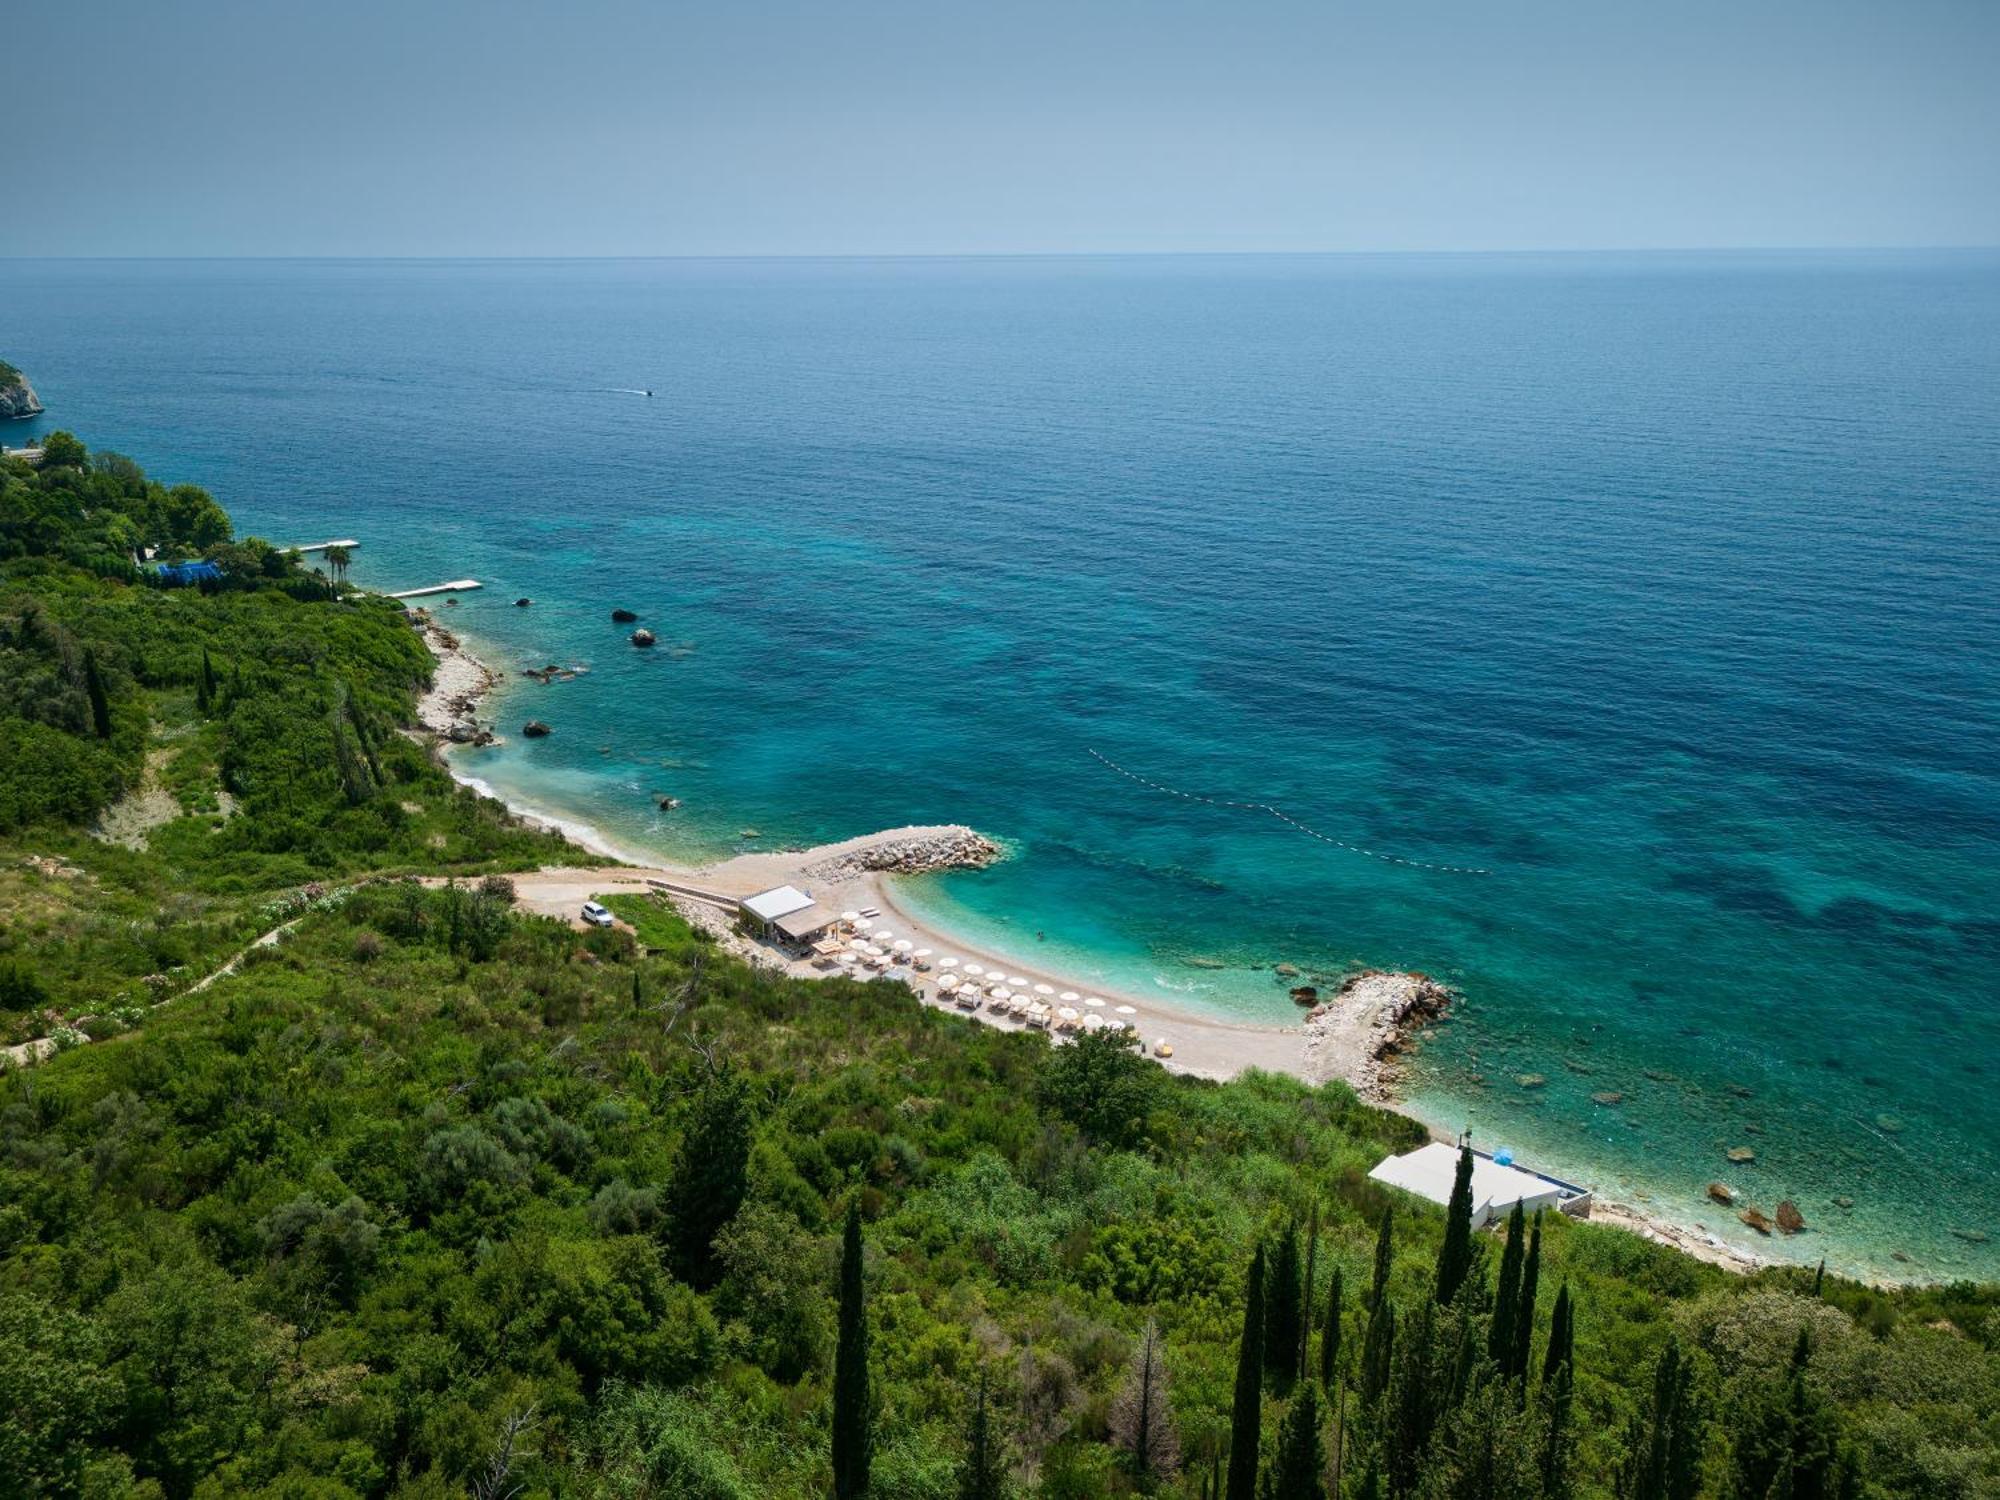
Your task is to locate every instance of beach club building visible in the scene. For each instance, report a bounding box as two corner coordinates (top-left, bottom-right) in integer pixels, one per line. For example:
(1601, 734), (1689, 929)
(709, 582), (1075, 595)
(739, 885), (837, 949)
(1368, 1141), (1592, 1227)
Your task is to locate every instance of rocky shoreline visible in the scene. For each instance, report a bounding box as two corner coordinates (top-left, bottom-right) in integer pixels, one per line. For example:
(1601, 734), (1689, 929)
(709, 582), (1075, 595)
(410, 612), (501, 747)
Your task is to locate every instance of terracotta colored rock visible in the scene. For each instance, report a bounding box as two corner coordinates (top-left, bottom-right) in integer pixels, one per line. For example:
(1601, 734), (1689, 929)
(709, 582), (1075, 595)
(1707, 1182), (1736, 1205)
(1740, 1206), (1773, 1235)
(1591, 1091), (1623, 1106)
(1726, 1146), (1756, 1163)
(1776, 1200), (1806, 1234)
(1517, 1073), (1546, 1089)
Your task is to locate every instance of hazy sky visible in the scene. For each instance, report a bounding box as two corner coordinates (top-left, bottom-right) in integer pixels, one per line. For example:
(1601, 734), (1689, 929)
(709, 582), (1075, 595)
(8, 0), (1997, 256)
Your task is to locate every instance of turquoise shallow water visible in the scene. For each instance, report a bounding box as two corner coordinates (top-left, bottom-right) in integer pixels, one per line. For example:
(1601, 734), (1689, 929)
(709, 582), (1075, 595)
(5, 253), (1997, 1280)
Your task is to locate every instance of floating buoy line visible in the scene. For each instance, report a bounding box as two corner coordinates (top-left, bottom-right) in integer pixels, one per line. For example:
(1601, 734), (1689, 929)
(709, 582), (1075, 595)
(1087, 748), (1494, 875)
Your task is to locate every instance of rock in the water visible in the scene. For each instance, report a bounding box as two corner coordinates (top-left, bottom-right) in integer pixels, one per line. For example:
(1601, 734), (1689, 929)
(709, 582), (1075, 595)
(611, 608), (639, 623)
(1949, 1227), (1989, 1244)
(1776, 1200), (1806, 1234)
(1726, 1146), (1756, 1163)
(1707, 1181), (1737, 1206)
(514, 597), (533, 607)
(630, 628), (657, 647)
(1517, 1073), (1546, 1090)
(1834, 1195), (1855, 1209)
(1875, 1113), (1904, 1133)
(1290, 985), (1319, 1006)
(1275, 962), (1300, 977)
(657, 796), (681, 811)
(522, 720), (553, 738)
(1740, 1206), (1774, 1235)
(1591, 1091), (1624, 1106)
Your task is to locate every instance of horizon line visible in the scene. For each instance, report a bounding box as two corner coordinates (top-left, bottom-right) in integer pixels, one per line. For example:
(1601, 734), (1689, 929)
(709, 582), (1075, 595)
(4, 244), (1998, 264)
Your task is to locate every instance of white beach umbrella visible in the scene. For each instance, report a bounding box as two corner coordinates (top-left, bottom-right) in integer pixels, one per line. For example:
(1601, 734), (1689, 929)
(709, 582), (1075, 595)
(963, 964), (985, 977)
(1033, 983), (1055, 997)
(989, 986), (1011, 1001)
(938, 956), (959, 969)
(893, 939), (914, 952)
(1082, 1013), (1104, 1031)
(1083, 996), (1106, 1009)
(867, 953), (892, 968)
(912, 948), (932, 959)
(872, 930), (895, 945)
(1115, 1004), (1137, 1015)
(1057, 1006), (1079, 1024)
(938, 974), (959, 990)
(840, 911), (860, 923)
(1058, 991), (1079, 1003)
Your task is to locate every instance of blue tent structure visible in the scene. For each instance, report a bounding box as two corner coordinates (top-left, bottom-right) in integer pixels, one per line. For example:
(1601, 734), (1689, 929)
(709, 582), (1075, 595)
(156, 561), (223, 587)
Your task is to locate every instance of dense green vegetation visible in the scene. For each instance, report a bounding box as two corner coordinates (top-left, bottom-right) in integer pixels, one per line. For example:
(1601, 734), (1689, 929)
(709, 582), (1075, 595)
(2, 441), (1997, 1498)
(0, 435), (570, 1041)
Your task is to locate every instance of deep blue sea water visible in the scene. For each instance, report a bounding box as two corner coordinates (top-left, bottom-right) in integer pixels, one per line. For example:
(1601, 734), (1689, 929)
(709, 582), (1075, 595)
(5, 253), (1997, 1279)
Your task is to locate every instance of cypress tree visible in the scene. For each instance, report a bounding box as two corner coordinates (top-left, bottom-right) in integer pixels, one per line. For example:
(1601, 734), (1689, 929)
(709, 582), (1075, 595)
(832, 1201), (872, 1500)
(1259, 1383), (1325, 1500)
(1434, 1144), (1476, 1307)
(956, 1373), (1004, 1500)
(1318, 1266), (1343, 1392)
(1542, 1283), (1573, 1387)
(663, 1065), (752, 1288)
(1487, 1202), (1526, 1372)
(1538, 1338), (1576, 1500)
(1226, 1244), (1267, 1500)
(1369, 1206), (1394, 1311)
(1359, 1292), (1396, 1408)
(1511, 1212), (1542, 1384)
(1265, 1223), (1304, 1390)
(1615, 1336), (1702, 1500)
(1811, 1258), (1825, 1299)
(200, 646), (218, 706)
(84, 650), (112, 739)
(631, 969), (643, 1008)
(1112, 1318), (1181, 1488)
(1385, 1295), (1438, 1498)
(1299, 1206), (1320, 1382)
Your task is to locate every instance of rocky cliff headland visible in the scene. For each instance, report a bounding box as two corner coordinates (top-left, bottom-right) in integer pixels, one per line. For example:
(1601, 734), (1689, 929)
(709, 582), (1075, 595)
(0, 361), (44, 421)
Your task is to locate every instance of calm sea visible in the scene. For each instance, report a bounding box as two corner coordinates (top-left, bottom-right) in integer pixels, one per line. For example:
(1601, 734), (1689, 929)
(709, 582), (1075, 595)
(5, 253), (1996, 1278)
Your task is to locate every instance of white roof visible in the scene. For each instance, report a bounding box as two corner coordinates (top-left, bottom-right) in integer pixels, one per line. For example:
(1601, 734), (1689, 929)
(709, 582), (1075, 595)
(1368, 1142), (1566, 1221)
(741, 885), (816, 922)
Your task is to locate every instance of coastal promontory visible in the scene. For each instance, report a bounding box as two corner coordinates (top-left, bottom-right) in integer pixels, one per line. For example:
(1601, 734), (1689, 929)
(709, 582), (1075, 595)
(0, 359), (44, 420)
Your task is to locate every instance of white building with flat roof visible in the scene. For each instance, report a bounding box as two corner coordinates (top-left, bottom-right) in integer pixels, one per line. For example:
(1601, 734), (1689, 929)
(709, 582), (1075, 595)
(1368, 1141), (1592, 1227)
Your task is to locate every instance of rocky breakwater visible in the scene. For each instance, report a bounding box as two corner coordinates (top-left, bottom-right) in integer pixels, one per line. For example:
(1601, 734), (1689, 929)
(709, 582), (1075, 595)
(1301, 969), (1454, 1101)
(0, 361), (44, 421)
(801, 826), (1004, 882)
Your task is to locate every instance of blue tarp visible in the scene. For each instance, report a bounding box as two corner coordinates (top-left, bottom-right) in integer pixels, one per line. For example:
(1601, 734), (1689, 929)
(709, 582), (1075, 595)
(156, 561), (223, 586)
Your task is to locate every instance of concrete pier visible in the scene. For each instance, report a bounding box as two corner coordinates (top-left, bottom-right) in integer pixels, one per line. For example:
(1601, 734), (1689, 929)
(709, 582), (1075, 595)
(388, 580), (482, 599)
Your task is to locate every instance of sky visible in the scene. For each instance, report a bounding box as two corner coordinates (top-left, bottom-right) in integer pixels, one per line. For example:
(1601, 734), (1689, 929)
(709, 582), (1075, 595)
(6, 0), (1997, 257)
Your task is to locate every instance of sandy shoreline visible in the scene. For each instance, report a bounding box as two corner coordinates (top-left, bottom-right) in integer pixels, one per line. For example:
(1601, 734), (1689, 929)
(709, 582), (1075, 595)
(409, 617), (1771, 1275)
